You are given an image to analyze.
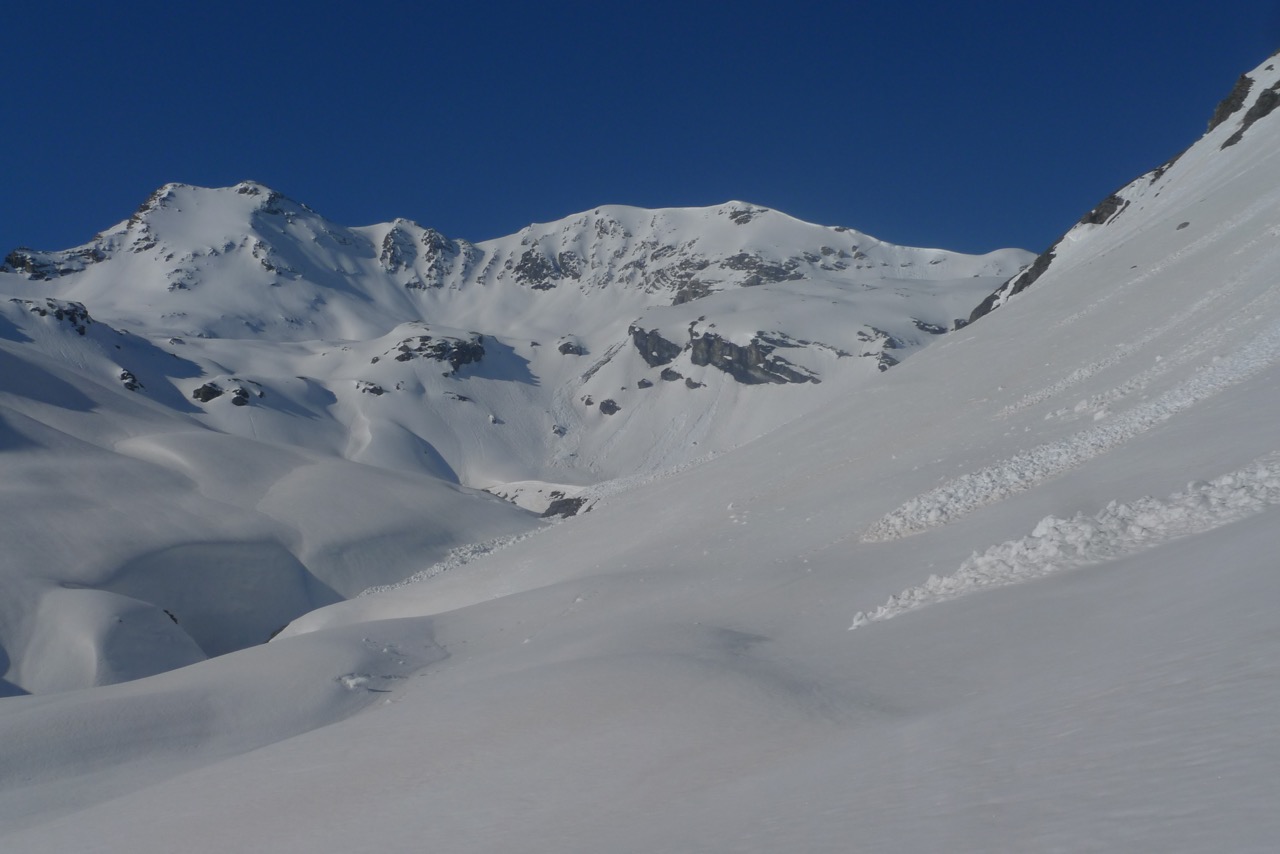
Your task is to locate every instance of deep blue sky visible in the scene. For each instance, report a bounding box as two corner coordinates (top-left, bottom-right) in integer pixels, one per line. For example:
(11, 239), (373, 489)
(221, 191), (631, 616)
(4, 2), (1278, 255)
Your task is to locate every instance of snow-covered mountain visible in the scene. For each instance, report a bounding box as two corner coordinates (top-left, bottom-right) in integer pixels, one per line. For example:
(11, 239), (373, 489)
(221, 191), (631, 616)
(0, 186), (1028, 694)
(1, 49), (1279, 854)
(2, 185), (1027, 489)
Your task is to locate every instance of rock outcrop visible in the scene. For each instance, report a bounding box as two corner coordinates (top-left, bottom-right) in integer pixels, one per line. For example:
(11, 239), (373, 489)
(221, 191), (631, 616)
(689, 332), (817, 385)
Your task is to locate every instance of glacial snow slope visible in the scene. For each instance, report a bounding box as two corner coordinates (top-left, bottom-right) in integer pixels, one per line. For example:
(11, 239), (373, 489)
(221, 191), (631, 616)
(2, 52), (1280, 853)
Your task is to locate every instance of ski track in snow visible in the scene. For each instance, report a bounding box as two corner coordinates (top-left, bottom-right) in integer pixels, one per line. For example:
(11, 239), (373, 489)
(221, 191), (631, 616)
(864, 314), (1280, 542)
(851, 453), (1280, 629)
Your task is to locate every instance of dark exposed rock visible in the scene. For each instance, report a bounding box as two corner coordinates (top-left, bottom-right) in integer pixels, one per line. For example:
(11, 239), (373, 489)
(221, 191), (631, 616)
(119, 370), (142, 391)
(599, 399), (621, 415)
(719, 252), (803, 287)
(1208, 74), (1254, 132)
(379, 224), (418, 274)
(857, 327), (902, 350)
(9, 298), (93, 334)
(1078, 194), (1129, 226)
(754, 331), (802, 349)
(2, 249), (37, 276)
(512, 247), (561, 290)
(1177, 221), (1191, 230)
(629, 325), (684, 367)
(542, 496), (587, 518)
(1222, 82), (1280, 148)
(1150, 148), (1186, 183)
(378, 330), (485, 372)
(556, 251), (584, 280)
(660, 367), (684, 382)
(558, 340), (587, 356)
(634, 255), (713, 305)
(376, 222), (478, 290)
(912, 319), (948, 336)
(968, 246), (1058, 324)
(689, 332), (818, 384)
(684, 377), (704, 389)
(420, 227), (451, 255)
(637, 378), (653, 388)
(192, 383), (224, 403)
(672, 280), (713, 305)
(230, 389), (250, 406)
(857, 327), (905, 372)
(0, 247), (103, 280)
(357, 381), (385, 395)
(722, 204), (768, 225)
(415, 229), (477, 289)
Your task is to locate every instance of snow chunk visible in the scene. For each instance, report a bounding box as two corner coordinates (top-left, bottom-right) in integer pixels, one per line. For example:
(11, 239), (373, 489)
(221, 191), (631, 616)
(865, 317), (1280, 541)
(852, 453), (1280, 628)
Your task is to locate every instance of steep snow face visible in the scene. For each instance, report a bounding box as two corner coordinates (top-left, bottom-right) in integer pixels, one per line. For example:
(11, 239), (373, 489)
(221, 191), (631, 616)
(0, 184), (1028, 491)
(970, 51), (1280, 323)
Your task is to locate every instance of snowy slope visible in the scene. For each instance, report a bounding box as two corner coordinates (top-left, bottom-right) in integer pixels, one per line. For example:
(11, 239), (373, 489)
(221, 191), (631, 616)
(2, 50), (1280, 854)
(0, 297), (535, 695)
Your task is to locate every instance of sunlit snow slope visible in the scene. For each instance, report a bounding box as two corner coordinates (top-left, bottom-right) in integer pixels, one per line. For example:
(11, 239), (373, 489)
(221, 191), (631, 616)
(2, 51), (1279, 854)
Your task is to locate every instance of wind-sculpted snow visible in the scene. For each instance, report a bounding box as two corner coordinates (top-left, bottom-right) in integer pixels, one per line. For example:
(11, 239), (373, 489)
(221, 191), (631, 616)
(852, 453), (1280, 628)
(864, 313), (1280, 542)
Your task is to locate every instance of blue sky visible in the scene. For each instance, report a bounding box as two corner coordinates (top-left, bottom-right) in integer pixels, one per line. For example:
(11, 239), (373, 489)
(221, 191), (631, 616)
(4, 1), (1278, 255)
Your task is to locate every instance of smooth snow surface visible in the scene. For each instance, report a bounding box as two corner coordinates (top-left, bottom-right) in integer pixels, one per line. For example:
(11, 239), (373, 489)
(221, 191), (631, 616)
(2, 51), (1280, 854)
